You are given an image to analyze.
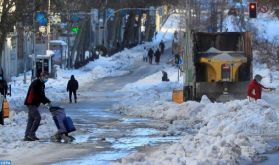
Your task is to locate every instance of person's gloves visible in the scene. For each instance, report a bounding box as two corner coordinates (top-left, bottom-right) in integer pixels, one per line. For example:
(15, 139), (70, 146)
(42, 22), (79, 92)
(269, 88), (276, 91)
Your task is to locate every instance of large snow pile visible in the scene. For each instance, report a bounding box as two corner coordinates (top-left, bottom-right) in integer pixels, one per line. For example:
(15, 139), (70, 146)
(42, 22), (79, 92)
(0, 111), (56, 154)
(112, 99), (279, 164)
(112, 80), (279, 165)
(111, 59), (279, 164)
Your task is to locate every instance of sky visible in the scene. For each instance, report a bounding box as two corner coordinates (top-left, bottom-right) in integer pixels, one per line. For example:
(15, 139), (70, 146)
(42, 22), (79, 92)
(1, 11), (279, 165)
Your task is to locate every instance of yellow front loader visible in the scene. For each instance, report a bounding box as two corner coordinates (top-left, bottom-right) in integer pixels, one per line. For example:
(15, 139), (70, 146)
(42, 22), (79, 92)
(183, 32), (253, 101)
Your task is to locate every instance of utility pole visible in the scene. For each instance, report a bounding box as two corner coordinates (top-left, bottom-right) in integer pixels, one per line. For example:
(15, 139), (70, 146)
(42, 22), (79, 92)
(104, 0), (108, 48)
(47, 0), (51, 50)
(23, 28), (29, 84)
(67, 10), (71, 68)
(32, 0), (36, 79)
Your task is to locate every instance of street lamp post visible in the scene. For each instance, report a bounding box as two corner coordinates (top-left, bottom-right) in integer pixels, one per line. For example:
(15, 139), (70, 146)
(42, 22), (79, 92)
(67, 10), (71, 68)
(32, 0), (36, 79)
(23, 27), (31, 84)
(47, 0), (51, 50)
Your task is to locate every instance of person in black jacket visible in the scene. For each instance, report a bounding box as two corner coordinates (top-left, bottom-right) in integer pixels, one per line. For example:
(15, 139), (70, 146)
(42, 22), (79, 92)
(67, 75), (79, 103)
(0, 75), (8, 98)
(24, 72), (51, 141)
(162, 71), (169, 81)
(159, 40), (165, 55)
(148, 48), (154, 64)
(154, 48), (161, 64)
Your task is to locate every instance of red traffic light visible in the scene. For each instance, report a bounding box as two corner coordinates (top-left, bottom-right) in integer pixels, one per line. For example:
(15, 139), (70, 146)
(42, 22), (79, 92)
(250, 4), (256, 10)
(249, 2), (257, 18)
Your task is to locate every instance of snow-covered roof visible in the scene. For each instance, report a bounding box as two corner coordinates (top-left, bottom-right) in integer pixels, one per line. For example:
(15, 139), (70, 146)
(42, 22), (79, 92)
(49, 40), (67, 46)
(36, 50), (55, 59)
(210, 53), (247, 62)
(211, 53), (236, 61)
(205, 47), (222, 53)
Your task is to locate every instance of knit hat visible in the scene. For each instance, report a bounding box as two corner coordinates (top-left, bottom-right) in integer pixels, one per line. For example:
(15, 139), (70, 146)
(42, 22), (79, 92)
(254, 74), (262, 82)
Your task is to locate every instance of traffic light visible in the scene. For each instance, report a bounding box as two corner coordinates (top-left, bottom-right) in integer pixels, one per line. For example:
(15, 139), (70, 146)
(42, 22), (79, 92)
(71, 27), (80, 33)
(249, 2), (257, 18)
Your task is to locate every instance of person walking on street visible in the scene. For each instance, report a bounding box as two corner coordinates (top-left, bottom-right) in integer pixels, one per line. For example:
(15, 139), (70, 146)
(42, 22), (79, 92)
(143, 47), (148, 62)
(67, 75), (79, 103)
(159, 40), (165, 55)
(148, 48), (154, 64)
(24, 72), (51, 141)
(154, 48), (161, 65)
(247, 74), (275, 101)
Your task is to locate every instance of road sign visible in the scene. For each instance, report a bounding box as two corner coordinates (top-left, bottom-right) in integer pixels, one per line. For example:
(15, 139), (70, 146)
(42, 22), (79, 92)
(35, 11), (48, 26)
(107, 8), (115, 18)
(259, 5), (268, 13)
(71, 15), (81, 22)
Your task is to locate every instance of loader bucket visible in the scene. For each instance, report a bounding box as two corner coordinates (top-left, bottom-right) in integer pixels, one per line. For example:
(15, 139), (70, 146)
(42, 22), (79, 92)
(195, 81), (250, 102)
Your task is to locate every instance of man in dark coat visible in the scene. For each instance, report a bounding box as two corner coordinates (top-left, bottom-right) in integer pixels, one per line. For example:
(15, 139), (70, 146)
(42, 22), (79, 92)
(24, 72), (51, 141)
(67, 75), (79, 103)
(0, 76), (8, 98)
(154, 48), (161, 64)
(159, 40), (165, 55)
(148, 48), (154, 64)
(0, 73), (7, 125)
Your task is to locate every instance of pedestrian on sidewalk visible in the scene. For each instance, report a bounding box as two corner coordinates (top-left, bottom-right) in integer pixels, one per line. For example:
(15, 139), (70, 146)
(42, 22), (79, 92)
(0, 75), (8, 98)
(154, 48), (161, 65)
(247, 74), (275, 101)
(67, 75), (79, 103)
(148, 48), (154, 64)
(143, 47), (148, 62)
(24, 71), (51, 141)
(159, 40), (165, 55)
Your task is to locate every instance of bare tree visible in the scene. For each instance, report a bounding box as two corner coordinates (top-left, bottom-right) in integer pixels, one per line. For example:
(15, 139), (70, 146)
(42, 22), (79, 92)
(0, 0), (17, 65)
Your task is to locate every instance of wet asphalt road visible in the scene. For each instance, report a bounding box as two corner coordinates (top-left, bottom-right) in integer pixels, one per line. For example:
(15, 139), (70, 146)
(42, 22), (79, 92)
(50, 48), (181, 164)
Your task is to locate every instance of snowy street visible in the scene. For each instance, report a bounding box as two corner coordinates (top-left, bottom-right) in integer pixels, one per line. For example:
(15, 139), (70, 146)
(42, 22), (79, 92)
(50, 47), (181, 164)
(1, 46), (183, 165)
(1, 5), (279, 164)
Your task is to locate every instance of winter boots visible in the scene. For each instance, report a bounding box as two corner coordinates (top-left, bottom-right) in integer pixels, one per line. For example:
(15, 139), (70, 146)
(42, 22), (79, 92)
(50, 133), (75, 143)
